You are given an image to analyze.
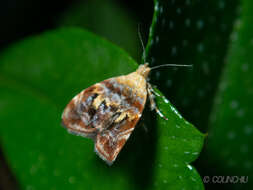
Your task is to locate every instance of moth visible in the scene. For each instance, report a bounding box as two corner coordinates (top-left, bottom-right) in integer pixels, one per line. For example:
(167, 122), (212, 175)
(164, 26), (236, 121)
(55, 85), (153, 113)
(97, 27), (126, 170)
(61, 63), (190, 165)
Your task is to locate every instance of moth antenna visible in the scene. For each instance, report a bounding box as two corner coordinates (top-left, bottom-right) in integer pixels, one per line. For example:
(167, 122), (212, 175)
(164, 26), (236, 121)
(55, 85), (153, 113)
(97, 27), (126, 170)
(138, 24), (146, 63)
(150, 64), (193, 70)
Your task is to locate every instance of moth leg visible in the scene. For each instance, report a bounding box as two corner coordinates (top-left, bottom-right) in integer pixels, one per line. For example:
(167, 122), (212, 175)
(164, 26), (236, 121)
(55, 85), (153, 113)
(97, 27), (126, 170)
(147, 83), (168, 120)
(147, 84), (160, 97)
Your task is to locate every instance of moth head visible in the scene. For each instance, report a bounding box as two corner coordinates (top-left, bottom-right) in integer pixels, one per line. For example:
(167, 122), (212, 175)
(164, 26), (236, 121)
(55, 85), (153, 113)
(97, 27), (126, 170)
(136, 63), (151, 79)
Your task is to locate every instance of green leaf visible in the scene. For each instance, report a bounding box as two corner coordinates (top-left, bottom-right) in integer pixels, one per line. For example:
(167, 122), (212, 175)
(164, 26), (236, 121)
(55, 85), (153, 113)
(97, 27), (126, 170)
(145, 0), (239, 129)
(0, 28), (204, 189)
(205, 0), (253, 188)
(145, 89), (204, 189)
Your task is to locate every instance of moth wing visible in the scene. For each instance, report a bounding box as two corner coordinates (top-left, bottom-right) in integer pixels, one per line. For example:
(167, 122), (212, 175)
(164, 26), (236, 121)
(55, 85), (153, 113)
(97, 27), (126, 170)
(94, 75), (148, 164)
(61, 83), (105, 139)
(94, 113), (140, 165)
(62, 70), (148, 164)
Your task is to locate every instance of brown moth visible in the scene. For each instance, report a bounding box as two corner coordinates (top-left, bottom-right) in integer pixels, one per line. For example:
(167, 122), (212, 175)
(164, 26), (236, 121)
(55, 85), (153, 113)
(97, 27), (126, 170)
(61, 63), (165, 165)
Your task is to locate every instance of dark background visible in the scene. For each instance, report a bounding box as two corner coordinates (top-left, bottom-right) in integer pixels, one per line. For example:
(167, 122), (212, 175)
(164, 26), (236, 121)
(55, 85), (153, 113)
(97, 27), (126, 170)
(0, 0), (153, 51)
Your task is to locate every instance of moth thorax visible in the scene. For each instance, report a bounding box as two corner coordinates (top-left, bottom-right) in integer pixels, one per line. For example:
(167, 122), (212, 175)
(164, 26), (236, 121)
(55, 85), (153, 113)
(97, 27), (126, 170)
(136, 63), (151, 79)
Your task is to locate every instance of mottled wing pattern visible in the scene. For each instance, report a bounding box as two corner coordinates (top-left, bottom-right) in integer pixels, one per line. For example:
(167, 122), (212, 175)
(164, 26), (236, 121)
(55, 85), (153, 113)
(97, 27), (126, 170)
(61, 84), (104, 138)
(61, 70), (148, 164)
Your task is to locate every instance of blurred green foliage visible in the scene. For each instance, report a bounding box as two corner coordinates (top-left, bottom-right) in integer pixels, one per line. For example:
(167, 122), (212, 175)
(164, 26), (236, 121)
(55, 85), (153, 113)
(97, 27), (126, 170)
(0, 27), (204, 190)
(206, 0), (253, 188)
